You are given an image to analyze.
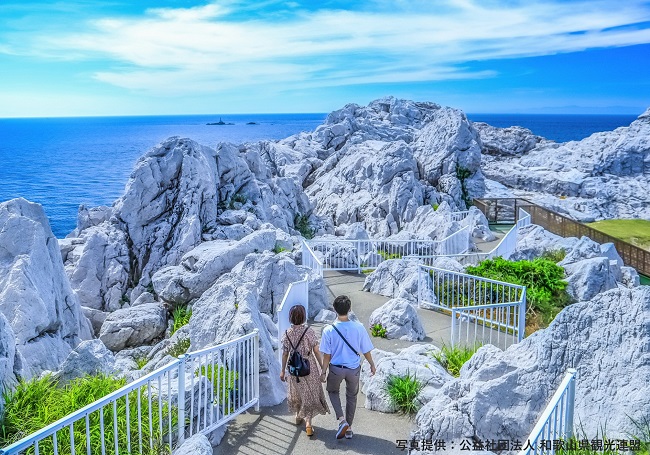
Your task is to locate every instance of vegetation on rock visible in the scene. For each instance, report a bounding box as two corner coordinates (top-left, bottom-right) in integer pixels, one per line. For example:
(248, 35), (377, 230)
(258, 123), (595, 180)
(0, 374), (175, 455)
(385, 372), (424, 415)
(371, 323), (388, 338)
(432, 343), (481, 377)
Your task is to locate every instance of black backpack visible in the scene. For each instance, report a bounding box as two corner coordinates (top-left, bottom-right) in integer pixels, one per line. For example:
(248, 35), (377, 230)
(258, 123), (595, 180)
(287, 327), (311, 382)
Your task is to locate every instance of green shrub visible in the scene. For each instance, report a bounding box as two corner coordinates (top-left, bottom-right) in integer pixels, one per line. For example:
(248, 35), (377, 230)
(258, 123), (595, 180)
(371, 323), (387, 338)
(228, 193), (248, 209)
(171, 306), (191, 335)
(432, 343), (481, 377)
(385, 373), (424, 415)
(432, 203), (439, 210)
(377, 249), (403, 260)
(0, 374), (176, 455)
(294, 214), (314, 239)
(167, 338), (190, 358)
(456, 165), (473, 208)
(466, 256), (571, 328)
(273, 243), (287, 254)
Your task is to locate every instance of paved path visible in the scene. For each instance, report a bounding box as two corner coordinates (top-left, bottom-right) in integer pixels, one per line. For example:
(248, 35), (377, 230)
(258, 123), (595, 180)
(214, 268), (513, 454)
(214, 272), (426, 455)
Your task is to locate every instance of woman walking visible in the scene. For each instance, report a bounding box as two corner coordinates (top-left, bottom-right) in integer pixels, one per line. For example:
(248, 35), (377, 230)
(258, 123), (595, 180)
(280, 305), (330, 436)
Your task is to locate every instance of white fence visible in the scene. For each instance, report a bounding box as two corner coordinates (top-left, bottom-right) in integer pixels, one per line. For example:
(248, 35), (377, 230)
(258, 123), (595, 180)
(307, 226), (470, 272)
(520, 369), (577, 455)
(0, 332), (260, 455)
(418, 207), (532, 266)
(275, 276), (309, 364)
(450, 210), (470, 223)
(419, 265), (526, 349)
(300, 240), (323, 277)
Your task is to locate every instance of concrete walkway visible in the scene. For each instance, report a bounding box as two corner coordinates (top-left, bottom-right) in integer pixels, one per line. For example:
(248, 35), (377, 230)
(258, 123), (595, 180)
(214, 272), (425, 455)
(214, 267), (512, 454)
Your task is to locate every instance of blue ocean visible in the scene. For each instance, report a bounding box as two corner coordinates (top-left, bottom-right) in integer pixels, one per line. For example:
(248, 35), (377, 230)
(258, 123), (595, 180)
(0, 113), (638, 238)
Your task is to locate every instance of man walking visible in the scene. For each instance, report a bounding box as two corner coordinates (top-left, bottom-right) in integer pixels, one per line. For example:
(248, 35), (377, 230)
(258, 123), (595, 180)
(319, 295), (376, 440)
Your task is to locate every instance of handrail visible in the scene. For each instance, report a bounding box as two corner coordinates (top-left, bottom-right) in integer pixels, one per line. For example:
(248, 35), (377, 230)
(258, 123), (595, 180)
(520, 369), (577, 455)
(420, 265), (526, 289)
(1, 331), (261, 455)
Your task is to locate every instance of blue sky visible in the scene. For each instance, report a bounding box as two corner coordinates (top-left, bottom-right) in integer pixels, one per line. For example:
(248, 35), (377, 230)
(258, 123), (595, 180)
(1, 0), (650, 117)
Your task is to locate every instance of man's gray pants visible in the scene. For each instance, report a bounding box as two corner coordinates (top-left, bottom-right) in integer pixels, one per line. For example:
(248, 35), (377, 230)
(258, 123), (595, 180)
(326, 364), (361, 425)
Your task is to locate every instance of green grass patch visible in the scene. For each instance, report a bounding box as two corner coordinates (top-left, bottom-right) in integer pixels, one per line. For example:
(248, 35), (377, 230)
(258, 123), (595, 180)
(431, 343), (481, 377)
(167, 337), (190, 358)
(385, 373), (424, 415)
(587, 219), (650, 251)
(0, 374), (175, 455)
(370, 323), (387, 338)
(195, 365), (239, 409)
(466, 256), (572, 331)
(273, 243), (288, 254)
(171, 306), (191, 335)
(135, 355), (149, 370)
(641, 275), (650, 286)
(540, 248), (567, 263)
(377, 249), (403, 260)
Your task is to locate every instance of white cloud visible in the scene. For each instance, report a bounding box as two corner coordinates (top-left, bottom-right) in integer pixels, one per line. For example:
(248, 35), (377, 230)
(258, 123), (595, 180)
(6, 0), (650, 94)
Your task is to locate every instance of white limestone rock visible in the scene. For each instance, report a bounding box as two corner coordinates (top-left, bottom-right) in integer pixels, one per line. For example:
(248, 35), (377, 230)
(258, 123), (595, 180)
(0, 312), (17, 413)
(460, 206), (496, 242)
(173, 434), (213, 455)
(511, 224), (580, 261)
(113, 138), (220, 299)
(99, 303), (167, 351)
(0, 198), (91, 380)
(361, 344), (453, 413)
(314, 309), (337, 323)
(57, 339), (116, 382)
(364, 257), (463, 304)
(61, 222), (131, 312)
(482, 109), (650, 221)
(474, 122), (551, 157)
(363, 258), (422, 302)
(152, 230), (276, 305)
(621, 266), (640, 288)
(413, 286), (650, 441)
(368, 298), (426, 341)
(563, 257), (618, 301)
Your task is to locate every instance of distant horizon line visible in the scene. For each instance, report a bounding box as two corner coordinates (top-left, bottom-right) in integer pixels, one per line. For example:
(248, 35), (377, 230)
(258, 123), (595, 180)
(0, 111), (643, 120)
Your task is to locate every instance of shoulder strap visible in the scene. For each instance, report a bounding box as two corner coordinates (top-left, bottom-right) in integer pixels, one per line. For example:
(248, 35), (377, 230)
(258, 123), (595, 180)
(287, 326), (310, 352)
(331, 324), (360, 355)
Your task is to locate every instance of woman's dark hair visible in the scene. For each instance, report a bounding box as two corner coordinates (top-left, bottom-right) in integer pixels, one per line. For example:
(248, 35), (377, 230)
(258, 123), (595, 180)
(333, 295), (351, 316)
(289, 305), (306, 325)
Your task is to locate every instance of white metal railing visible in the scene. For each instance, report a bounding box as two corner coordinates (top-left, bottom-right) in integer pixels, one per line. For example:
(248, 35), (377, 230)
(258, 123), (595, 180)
(0, 332), (260, 455)
(301, 240), (323, 277)
(450, 210), (470, 223)
(276, 276), (309, 364)
(308, 226), (470, 272)
(520, 369), (577, 455)
(419, 265), (526, 348)
(418, 207), (532, 266)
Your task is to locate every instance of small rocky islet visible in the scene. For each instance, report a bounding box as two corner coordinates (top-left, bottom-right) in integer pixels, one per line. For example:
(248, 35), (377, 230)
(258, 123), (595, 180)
(0, 97), (648, 447)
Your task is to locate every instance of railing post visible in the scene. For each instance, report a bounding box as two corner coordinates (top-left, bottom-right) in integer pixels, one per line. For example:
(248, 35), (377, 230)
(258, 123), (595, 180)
(565, 368), (577, 440)
(450, 309), (456, 347)
(518, 288), (527, 342)
(253, 329), (260, 412)
(177, 354), (186, 445)
(356, 240), (361, 273)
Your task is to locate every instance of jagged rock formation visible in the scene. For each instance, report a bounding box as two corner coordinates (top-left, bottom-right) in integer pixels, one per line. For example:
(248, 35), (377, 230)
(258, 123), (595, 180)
(0, 198), (91, 391)
(368, 298), (426, 341)
(361, 344), (453, 413)
(413, 286), (650, 441)
(480, 108), (650, 221)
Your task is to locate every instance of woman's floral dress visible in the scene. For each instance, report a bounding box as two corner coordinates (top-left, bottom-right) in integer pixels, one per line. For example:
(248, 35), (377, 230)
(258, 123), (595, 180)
(281, 325), (330, 420)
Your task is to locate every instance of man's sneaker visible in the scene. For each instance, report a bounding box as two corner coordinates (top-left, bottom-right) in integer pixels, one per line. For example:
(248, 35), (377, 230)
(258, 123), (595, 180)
(336, 420), (350, 439)
(345, 429), (353, 439)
